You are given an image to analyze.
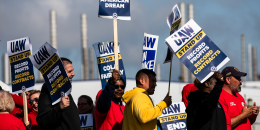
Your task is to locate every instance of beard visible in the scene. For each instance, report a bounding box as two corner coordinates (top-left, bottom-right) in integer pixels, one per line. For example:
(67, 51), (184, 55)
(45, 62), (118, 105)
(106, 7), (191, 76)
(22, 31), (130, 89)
(230, 82), (241, 93)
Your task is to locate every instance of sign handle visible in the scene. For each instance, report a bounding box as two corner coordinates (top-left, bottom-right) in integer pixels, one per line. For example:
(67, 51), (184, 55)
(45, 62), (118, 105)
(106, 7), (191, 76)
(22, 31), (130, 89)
(168, 60), (172, 94)
(22, 92), (29, 125)
(113, 19), (119, 70)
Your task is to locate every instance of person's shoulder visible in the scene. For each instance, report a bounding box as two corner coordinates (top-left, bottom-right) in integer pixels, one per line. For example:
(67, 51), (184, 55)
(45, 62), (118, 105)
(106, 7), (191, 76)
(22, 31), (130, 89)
(40, 83), (48, 91)
(132, 92), (149, 102)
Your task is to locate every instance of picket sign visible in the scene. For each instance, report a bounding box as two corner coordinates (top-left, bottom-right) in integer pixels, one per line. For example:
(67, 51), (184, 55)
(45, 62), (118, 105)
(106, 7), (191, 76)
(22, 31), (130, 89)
(141, 33), (159, 71)
(29, 43), (72, 105)
(165, 19), (230, 83)
(7, 37), (35, 94)
(79, 114), (93, 129)
(98, 0), (131, 70)
(158, 102), (187, 130)
(93, 42), (126, 90)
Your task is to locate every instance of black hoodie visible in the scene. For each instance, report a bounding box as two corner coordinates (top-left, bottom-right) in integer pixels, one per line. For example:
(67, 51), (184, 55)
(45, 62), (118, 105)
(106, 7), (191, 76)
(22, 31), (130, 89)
(36, 83), (81, 130)
(186, 81), (227, 130)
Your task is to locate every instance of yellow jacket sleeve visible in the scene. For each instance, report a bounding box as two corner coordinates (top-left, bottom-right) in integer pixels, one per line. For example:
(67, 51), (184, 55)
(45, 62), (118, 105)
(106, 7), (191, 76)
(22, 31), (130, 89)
(133, 93), (167, 123)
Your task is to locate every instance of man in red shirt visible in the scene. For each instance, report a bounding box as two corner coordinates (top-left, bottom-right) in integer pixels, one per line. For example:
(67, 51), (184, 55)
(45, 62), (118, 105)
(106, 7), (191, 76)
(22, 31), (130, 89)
(181, 84), (198, 107)
(219, 66), (259, 130)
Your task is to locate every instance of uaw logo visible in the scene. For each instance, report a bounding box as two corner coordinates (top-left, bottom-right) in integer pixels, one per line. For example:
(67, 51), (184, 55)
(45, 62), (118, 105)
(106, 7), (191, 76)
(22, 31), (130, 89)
(113, 13), (118, 19)
(210, 66), (217, 72)
(60, 91), (65, 97)
(21, 86), (26, 92)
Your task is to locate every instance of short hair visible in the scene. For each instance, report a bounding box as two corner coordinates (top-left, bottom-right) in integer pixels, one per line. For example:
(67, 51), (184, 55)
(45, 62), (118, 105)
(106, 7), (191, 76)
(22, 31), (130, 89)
(0, 90), (15, 113)
(29, 90), (41, 99)
(60, 57), (72, 66)
(78, 95), (93, 106)
(135, 69), (156, 85)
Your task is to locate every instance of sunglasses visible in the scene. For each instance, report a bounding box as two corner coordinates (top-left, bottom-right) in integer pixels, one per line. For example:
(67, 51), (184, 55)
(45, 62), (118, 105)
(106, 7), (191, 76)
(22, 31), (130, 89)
(77, 103), (88, 106)
(115, 85), (125, 90)
(29, 98), (39, 105)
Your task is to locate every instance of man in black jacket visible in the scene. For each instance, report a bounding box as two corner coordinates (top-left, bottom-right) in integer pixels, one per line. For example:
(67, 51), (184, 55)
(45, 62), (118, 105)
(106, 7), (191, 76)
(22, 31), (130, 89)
(36, 57), (81, 130)
(186, 71), (227, 130)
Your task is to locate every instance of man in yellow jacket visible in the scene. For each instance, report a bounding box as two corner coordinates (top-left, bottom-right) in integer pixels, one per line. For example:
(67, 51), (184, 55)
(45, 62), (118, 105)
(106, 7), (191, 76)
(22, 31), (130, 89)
(122, 69), (172, 130)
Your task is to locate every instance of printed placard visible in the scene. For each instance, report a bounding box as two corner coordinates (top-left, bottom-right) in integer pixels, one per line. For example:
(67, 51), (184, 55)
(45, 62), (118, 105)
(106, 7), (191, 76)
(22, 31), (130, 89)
(98, 0), (131, 20)
(141, 33), (159, 71)
(93, 42), (126, 90)
(80, 114), (93, 130)
(164, 5), (182, 63)
(7, 37), (35, 94)
(29, 42), (71, 105)
(165, 19), (230, 83)
(158, 102), (187, 130)
(167, 4), (182, 34)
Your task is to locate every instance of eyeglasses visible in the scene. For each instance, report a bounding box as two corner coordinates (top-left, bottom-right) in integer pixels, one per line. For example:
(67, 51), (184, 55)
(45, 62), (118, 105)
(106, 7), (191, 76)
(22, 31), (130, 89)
(77, 103), (88, 106)
(29, 98), (39, 105)
(232, 76), (242, 81)
(115, 85), (125, 90)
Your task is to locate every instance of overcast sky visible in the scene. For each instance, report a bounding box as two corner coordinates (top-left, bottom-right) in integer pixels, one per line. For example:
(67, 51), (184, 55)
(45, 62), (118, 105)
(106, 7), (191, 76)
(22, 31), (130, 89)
(1, 0), (259, 82)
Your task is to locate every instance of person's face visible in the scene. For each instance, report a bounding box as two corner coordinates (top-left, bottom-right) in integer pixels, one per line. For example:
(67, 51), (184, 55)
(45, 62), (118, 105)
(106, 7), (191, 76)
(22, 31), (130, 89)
(113, 80), (125, 99)
(78, 97), (92, 114)
(30, 93), (40, 112)
(64, 64), (75, 82)
(147, 74), (157, 95)
(229, 76), (242, 93)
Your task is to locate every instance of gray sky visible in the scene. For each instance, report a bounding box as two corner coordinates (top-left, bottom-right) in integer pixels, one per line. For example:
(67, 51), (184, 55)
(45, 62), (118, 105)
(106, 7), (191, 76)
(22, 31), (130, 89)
(1, 0), (259, 82)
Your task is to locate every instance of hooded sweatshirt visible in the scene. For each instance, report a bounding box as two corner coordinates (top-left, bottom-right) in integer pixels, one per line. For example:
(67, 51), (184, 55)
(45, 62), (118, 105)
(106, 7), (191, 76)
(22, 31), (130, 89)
(122, 87), (167, 130)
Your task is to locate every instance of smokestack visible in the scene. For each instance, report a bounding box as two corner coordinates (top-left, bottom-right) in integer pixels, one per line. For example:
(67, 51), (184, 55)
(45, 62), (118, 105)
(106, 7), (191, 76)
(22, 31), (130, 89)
(252, 47), (258, 81)
(248, 43), (252, 81)
(241, 34), (246, 84)
(81, 13), (88, 80)
(2, 53), (11, 84)
(50, 10), (58, 49)
(188, 4), (194, 20)
(188, 4), (195, 82)
(179, 2), (188, 82)
(156, 64), (161, 80)
(90, 48), (94, 79)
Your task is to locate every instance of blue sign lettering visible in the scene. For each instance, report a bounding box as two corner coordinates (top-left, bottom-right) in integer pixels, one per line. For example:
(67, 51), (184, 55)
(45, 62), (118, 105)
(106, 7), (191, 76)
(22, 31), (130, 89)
(33, 46), (50, 65)
(173, 24), (195, 46)
(80, 115), (88, 126)
(143, 36), (156, 48)
(10, 39), (26, 53)
(98, 42), (114, 55)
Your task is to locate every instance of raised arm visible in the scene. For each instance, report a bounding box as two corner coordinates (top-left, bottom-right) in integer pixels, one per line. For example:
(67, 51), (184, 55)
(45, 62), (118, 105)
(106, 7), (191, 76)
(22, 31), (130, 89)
(133, 94), (167, 123)
(97, 70), (120, 113)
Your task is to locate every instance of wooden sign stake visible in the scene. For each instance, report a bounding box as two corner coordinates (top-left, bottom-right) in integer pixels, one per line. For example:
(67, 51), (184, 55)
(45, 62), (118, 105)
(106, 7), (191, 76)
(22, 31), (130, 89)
(113, 19), (119, 70)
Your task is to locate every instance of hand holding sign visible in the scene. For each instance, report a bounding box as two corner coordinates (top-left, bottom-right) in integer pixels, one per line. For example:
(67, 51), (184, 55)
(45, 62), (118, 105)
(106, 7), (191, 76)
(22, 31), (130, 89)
(60, 96), (70, 110)
(213, 71), (224, 82)
(112, 70), (120, 84)
(163, 93), (172, 107)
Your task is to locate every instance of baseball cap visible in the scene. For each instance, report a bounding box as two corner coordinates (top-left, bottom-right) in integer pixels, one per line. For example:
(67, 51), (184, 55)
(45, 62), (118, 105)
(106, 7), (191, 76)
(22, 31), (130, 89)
(221, 66), (247, 78)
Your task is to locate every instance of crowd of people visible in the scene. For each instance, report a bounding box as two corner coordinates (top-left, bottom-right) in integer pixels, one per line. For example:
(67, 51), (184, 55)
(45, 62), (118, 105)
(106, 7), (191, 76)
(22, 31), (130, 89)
(0, 57), (259, 130)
